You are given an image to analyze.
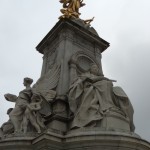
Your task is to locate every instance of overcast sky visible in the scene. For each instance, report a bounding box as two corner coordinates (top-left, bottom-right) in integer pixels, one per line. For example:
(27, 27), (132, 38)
(0, 0), (150, 141)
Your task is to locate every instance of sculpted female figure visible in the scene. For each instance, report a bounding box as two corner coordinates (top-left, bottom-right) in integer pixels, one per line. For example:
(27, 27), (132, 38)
(68, 64), (116, 129)
(5, 77), (33, 133)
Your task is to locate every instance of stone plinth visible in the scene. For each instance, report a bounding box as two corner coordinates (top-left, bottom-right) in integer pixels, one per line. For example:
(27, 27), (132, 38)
(0, 129), (150, 150)
(35, 18), (110, 132)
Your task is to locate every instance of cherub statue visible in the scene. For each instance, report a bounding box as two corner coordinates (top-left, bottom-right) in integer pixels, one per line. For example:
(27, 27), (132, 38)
(22, 94), (46, 133)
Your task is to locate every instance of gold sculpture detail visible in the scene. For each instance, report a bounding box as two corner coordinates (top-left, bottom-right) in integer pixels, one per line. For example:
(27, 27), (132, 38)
(59, 0), (85, 19)
(84, 17), (95, 25)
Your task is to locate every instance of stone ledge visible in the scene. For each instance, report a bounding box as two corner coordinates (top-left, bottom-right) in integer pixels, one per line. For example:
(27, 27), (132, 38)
(36, 19), (110, 54)
(0, 130), (150, 150)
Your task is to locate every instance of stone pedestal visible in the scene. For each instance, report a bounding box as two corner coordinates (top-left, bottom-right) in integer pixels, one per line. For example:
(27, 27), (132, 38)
(0, 130), (150, 150)
(47, 98), (69, 132)
(36, 18), (109, 132)
(98, 110), (131, 132)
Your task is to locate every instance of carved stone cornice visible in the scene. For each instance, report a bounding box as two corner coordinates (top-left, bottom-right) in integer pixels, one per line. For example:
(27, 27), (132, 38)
(36, 19), (109, 54)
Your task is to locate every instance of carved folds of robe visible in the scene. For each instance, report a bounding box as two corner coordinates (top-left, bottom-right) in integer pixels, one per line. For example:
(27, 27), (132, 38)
(68, 73), (115, 129)
(113, 86), (135, 132)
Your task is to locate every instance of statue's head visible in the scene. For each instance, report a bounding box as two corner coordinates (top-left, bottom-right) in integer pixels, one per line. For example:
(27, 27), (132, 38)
(31, 94), (42, 103)
(23, 77), (33, 86)
(90, 64), (99, 75)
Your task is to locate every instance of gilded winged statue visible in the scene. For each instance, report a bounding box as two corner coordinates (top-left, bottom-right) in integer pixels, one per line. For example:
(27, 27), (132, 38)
(59, 0), (85, 19)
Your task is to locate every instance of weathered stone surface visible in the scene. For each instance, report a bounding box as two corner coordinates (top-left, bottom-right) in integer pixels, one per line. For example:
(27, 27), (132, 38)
(1, 17), (150, 149)
(35, 18), (109, 132)
(0, 130), (150, 150)
(7, 77), (33, 133)
(36, 19), (108, 92)
(0, 108), (14, 137)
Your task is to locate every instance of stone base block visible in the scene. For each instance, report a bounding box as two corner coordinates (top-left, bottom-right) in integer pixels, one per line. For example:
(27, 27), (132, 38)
(98, 110), (131, 132)
(47, 119), (67, 132)
(0, 129), (150, 150)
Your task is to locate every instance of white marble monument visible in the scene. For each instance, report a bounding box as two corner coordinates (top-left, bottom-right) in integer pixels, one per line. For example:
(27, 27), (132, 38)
(0, 1), (150, 150)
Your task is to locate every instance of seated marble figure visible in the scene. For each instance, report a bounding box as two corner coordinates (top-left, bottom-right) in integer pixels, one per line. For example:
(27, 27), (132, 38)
(68, 64), (115, 128)
(68, 64), (135, 131)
